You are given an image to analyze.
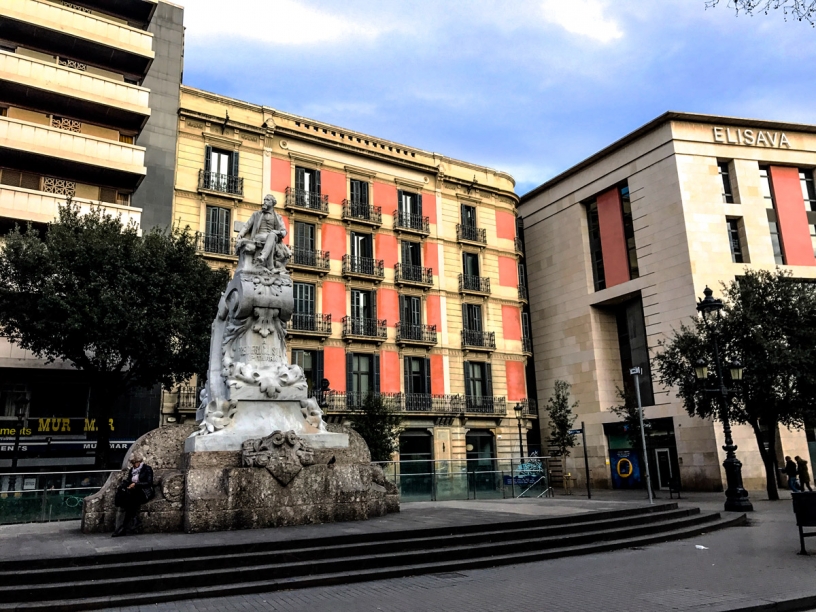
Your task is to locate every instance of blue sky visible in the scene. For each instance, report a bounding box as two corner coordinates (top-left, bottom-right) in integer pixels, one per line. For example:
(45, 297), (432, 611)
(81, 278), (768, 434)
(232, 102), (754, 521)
(180, 0), (816, 195)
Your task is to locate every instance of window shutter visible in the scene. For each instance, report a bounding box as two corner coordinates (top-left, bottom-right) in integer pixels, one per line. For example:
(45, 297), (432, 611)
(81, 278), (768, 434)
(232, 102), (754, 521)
(315, 170), (322, 195)
(403, 357), (410, 395)
(295, 167), (305, 191)
(230, 151), (239, 178)
(397, 189), (404, 213)
(423, 358), (431, 396)
(371, 290), (378, 321)
(346, 352), (353, 395)
(485, 363), (493, 397)
(204, 145), (212, 174)
(361, 181), (369, 205)
(417, 193), (423, 216)
(462, 302), (468, 331)
(401, 240), (410, 264)
(399, 295), (405, 325)
(374, 354), (380, 394)
(464, 362), (472, 398)
(315, 350), (324, 390)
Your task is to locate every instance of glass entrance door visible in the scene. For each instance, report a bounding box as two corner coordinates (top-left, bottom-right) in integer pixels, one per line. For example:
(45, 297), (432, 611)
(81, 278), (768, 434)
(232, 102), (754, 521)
(655, 448), (672, 490)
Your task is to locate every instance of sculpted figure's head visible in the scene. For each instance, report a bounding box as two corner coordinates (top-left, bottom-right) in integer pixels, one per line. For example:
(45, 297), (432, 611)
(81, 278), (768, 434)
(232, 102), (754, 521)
(262, 194), (276, 211)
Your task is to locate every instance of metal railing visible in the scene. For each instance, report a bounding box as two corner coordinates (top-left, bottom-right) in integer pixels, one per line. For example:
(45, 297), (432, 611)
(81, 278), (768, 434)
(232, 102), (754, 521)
(342, 200), (382, 224)
(465, 395), (506, 413)
(285, 187), (329, 214)
(287, 313), (331, 335)
(522, 337), (533, 354)
(395, 263), (433, 285)
(198, 170), (243, 197)
(341, 316), (387, 339)
(459, 273), (490, 293)
(394, 210), (430, 234)
(518, 398), (538, 417)
(457, 223), (486, 244)
(515, 237), (524, 254)
(342, 255), (384, 278)
(396, 322), (437, 344)
(176, 385), (199, 411)
(291, 247), (330, 270)
(518, 285), (528, 301)
(318, 392), (473, 415)
(196, 233), (235, 256)
(461, 329), (496, 349)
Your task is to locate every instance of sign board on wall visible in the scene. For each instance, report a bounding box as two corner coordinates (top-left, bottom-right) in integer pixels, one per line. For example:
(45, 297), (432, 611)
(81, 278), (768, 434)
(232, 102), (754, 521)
(712, 127), (790, 148)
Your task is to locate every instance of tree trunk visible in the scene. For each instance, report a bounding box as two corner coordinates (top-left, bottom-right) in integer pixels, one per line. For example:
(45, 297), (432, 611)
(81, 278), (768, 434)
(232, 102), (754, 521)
(750, 419), (779, 501)
(90, 378), (124, 469)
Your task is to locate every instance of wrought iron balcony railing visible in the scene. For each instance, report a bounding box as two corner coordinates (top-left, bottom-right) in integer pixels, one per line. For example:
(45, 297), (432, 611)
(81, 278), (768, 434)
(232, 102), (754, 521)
(342, 316), (387, 340)
(198, 170), (243, 197)
(515, 237), (524, 254)
(316, 391), (466, 414)
(396, 323), (437, 345)
(342, 200), (382, 225)
(402, 393), (465, 413)
(394, 210), (430, 234)
(456, 223), (486, 244)
(515, 398), (538, 417)
(464, 395), (506, 414)
(459, 274), (490, 294)
(286, 313), (331, 335)
(342, 255), (385, 279)
(344, 391), (402, 410)
(290, 247), (330, 271)
(518, 284), (528, 302)
(197, 233), (235, 256)
(175, 385), (200, 412)
(522, 337), (533, 354)
(284, 186), (329, 214)
(461, 329), (496, 350)
(395, 263), (433, 286)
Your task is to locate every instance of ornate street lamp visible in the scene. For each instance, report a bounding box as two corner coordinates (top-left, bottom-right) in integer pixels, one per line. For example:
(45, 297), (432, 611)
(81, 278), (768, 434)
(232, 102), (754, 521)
(696, 286), (753, 512)
(514, 403), (525, 459)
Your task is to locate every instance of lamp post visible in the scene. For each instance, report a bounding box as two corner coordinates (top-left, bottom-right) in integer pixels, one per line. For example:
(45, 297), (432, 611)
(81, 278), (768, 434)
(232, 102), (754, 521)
(696, 286), (753, 512)
(513, 403), (525, 459)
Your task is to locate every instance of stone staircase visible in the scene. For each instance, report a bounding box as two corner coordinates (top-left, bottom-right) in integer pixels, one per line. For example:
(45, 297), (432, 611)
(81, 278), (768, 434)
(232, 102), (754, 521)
(0, 503), (745, 611)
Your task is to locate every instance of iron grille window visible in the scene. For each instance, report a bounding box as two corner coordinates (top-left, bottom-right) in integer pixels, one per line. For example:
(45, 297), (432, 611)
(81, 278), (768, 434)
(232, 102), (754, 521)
(719, 162), (735, 203)
(586, 199), (606, 290)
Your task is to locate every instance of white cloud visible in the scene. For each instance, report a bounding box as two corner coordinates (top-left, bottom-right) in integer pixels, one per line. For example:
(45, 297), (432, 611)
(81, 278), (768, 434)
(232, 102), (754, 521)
(540, 0), (623, 42)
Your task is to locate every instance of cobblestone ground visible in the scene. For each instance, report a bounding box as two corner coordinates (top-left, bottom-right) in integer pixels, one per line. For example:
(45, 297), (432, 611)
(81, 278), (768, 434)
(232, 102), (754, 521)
(102, 495), (816, 612)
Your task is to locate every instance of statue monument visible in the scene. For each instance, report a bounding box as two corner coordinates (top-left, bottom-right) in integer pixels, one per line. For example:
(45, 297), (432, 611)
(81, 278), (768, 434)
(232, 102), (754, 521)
(81, 195), (399, 534)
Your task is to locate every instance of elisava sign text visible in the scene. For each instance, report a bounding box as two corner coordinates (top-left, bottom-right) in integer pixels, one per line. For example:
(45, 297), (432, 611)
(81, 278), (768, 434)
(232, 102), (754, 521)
(713, 127), (791, 148)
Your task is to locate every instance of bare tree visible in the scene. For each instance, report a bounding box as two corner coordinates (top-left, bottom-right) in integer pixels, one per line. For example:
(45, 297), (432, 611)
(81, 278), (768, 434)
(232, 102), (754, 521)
(706, 0), (816, 24)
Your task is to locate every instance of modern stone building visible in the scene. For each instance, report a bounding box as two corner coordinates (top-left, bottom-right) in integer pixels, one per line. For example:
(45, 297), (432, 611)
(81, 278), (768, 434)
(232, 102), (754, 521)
(167, 86), (537, 476)
(0, 0), (183, 473)
(519, 111), (816, 492)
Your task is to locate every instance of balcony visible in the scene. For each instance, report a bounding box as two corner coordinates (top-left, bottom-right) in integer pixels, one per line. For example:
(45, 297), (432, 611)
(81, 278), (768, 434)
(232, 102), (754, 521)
(0, 0), (155, 80)
(342, 200), (381, 227)
(289, 247), (330, 273)
(395, 263), (433, 288)
(515, 237), (524, 255)
(522, 337), (533, 354)
(0, 184), (142, 227)
(518, 285), (528, 302)
(0, 116), (146, 189)
(71, 0), (158, 28)
(198, 170), (243, 198)
(395, 323), (437, 347)
(342, 316), (387, 342)
(464, 396), (506, 415)
(0, 51), (150, 132)
(342, 255), (384, 281)
(319, 392), (465, 415)
(284, 187), (329, 216)
(285, 313), (331, 338)
(459, 273), (490, 296)
(196, 233), (235, 257)
(516, 398), (538, 418)
(394, 210), (430, 236)
(461, 329), (496, 351)
(457, 223), (486, 245)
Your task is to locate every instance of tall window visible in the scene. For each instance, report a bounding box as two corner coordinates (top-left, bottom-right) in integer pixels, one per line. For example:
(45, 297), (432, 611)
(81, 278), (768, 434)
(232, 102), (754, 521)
(586, 199), (605, 291)
(614, 297), (654, 406)
(204, 146), (238, 193)
(620, 186), (639, 280)
(462, 252), (479, 276)
(761, 167), (786, 265)
(800, 169), (816, 212)
(292, 349), (322, 395)
(295, 166), (320, 194)
(350, 232), (373, 259)
(347, 353), (379, 401)
(294, 222), (315, 251)
(404, 356), (430, 395)
(464, 362), (492, 399)
(350, 179), (369, 205)
(351, 289), (375, 320)
(719, 161), (734, 203)
(461, 204), (477, 228)
(399, 190), (421, 216)
(462, 303), (482, 331)
(401, 295), (422, 327)
(205, 206), (231, 254)
(726, 218), (745, 263)
(293, 282), (315, 315)
(401, 241), (422, 280)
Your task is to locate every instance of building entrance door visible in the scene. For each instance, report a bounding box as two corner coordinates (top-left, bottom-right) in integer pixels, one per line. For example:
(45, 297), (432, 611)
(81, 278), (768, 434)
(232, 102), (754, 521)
(399, 431), (433, 499)
(655, 448), (672, 490)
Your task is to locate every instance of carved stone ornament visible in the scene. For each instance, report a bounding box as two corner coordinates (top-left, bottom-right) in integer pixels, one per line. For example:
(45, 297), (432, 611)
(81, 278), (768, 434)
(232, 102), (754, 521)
(242, 430), (315, 486)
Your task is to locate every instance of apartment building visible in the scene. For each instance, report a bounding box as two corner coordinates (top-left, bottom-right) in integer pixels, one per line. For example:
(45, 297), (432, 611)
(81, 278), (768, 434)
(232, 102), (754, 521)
(0, 0), (183, 472)
(168, 86), (537, 478)
(519, 111), (816, 492)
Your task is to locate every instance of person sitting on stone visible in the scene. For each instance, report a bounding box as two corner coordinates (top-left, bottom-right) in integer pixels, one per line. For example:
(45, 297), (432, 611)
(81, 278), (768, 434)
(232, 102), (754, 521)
(112, 453), (154, 537)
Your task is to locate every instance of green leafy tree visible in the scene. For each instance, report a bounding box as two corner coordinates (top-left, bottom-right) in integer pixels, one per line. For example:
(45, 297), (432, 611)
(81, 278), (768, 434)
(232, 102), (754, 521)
(0, 203), (229, 467)
(546, 380), (578, 458)
(706, 0), (816, 23)
(609, 386), (644, 450)
(349, 394), (403, 463)
(654, 269), (816, 501)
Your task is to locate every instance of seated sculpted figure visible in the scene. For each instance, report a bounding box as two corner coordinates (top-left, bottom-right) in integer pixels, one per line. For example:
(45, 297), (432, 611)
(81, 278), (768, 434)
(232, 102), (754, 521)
(236, 194), (290, 269)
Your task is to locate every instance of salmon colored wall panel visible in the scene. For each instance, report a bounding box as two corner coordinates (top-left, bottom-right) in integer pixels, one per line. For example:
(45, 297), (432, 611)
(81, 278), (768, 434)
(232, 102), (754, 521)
(505, 360), (526, 401)
(321, 169), (347, 204)
(377, 288), (399, 327)
(502, 305), (522, 341)
(423, 191), (437, 224)
(424, 241), (439, 274)
(323, 346), (346, 392)
(431, 354), (445, 395)
(426, 294), (441, 330)
(498, 256), (519, 288)
(377, 233), (398, 269)
(373, 181), (397, 211)
(321, 224), (346, 260)
(280, 215), (290, 245)
(770, 166), (816, 266)
(596, 187), (630, 287)
(322, 281), (346, 321)
(496, 210), (516, 240)
(380, 350), (401, 393)
(270, 157), (290, 193)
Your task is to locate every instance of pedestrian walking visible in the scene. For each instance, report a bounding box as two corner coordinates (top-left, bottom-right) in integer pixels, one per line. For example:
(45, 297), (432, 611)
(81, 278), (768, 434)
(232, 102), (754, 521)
(796, 455), (813, 492)
(112, 453), (154, 537)
(784, 456), (801, 492)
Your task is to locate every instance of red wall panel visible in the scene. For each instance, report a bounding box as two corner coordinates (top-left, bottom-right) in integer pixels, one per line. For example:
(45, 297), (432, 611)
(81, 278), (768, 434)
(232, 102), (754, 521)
(498, 256), (519, 288)
(321, 281), (346, 321)
(377, 233), (398, 269)
(321, 169), (346, 204)
(321, 224), (346, 260)
(770, 166), (816, 266)
(596, 187), (630, 288)
(380, 350), (401, 393)
(423, 191), (437, 224)
(377, 288), (399, 327)
(502, 305), (522, 341)
(505, 361), (526, 401)
(270, 157), (290, 194)
(426, 294), (442, 331)
(374, 181), (397, 213)
(496, 210), (517, 240)
(323, 346), (346, 392)
(424, 241), (439, 274)
(431, 354), (445, 395)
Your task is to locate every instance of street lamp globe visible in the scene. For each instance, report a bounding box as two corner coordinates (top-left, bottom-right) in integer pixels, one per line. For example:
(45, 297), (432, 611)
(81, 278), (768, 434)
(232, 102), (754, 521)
(729, 360), (744, 382)
(696, 286), (724, 322)
(694, 359), (709, 380)
(514, 403), (523, 418)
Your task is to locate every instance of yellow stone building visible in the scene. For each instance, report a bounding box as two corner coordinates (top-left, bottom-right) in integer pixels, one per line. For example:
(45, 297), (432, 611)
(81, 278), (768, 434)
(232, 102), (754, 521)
(168, 85), (536, 471)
